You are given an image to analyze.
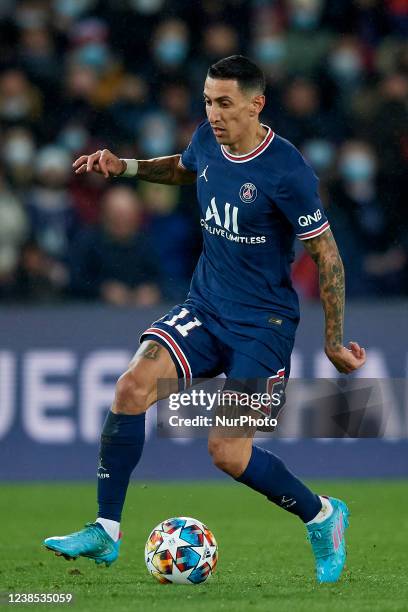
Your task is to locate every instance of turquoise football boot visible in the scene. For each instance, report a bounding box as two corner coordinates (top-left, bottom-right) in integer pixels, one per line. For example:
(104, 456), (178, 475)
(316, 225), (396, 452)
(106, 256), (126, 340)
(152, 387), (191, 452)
(43, 522), (121, 567)
(307, 497), (350, 583)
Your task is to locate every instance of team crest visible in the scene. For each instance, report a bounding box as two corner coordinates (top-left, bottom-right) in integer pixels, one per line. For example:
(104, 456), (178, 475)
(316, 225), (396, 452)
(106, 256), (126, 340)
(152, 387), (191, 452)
(239, 182), (257, 203)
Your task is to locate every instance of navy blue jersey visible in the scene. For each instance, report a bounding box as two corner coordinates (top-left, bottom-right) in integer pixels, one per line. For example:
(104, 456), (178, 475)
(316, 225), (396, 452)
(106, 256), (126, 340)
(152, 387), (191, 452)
(180, 120), (329, 339)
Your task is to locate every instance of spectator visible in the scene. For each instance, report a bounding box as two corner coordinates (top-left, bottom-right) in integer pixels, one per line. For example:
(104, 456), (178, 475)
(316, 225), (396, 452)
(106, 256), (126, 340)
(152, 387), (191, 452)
(108, 75), (149, 140)
(138, 111), (176, 158)
(302, 138), (337, 182)
(140, 181), (196, 300)
(189, 23), (239, 94)
(18, 25), (60, 93)
(25, 145), (78, 275)
(0, 0), (405, 302)
(0, 173), (28, 298)
(284, 0), (334, 76)
(2, 126), (35, 190)
(0, 68), (42, 127)
(273, 77), (345, 146)
(151, 19), (189, 80)
(324, 35), (367, 109)
(70, 185), (161, 306)
(10, 238), (66, 303)
(329, 141), (406, 296)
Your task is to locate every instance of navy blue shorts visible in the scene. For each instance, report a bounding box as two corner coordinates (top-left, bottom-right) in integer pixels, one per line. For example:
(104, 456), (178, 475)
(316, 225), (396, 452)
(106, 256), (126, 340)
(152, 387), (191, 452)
(140, 302), (294, 394)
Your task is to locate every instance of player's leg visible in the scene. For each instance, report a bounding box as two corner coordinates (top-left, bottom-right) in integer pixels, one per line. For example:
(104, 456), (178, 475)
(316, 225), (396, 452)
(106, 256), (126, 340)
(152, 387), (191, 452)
(44, 303), (223, 566)
(96, 340), (178, 537)
(208, 345), (350, 583)
(208, 428), (349, 583)
(208, 417), (323, 523)
(95, 303), (222, 535)
(43, 340), (177, 565)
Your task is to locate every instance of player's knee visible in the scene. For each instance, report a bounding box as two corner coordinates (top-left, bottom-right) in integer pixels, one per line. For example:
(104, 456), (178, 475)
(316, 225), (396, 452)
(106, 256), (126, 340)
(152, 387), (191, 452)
(208, 439), (244, 477)
(113, 370), (153, 415)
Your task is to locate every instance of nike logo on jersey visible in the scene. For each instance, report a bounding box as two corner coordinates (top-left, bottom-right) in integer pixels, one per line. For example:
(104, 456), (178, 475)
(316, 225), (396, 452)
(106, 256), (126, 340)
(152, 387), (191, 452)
(199, 165), (209, 182)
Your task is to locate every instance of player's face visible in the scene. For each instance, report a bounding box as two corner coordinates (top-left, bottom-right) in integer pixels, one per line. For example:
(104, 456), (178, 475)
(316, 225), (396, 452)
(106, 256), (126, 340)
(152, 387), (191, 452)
(203, 77), (264, 146)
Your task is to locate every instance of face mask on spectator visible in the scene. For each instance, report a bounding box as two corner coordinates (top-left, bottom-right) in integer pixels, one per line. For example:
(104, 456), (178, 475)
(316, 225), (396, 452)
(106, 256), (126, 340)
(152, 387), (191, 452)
(0, 1), (14, 20)
(254, 38), (286, 65)
(329, 50), (363, 83)
(291, 9), (319, 30)
(303, 140), (335, 173)
(129, 0), (164, 14)
(155, 37), (188, 66)
(59, 126), (88, 152)
(75, 43), (109, 70)
(55, 0), (96, 19)
(340, 154), (375, 182)
(141, 134), (174, 157)
(3, 137), (35, 166)
(1, 96), (31, 121)
(15, 6), (47, 28)
(140, 114), (175, 156)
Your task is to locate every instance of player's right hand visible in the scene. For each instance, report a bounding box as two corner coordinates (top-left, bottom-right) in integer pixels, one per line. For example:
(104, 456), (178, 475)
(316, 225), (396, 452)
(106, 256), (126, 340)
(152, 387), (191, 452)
(72, 149), (125, 178)
(325, 341), (366, 374)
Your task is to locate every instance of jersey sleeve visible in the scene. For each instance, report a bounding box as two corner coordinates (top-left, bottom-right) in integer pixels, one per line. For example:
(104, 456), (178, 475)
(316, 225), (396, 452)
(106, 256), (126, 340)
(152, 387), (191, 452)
(274, 164), (330, 240)
(180, 129), (199, 172)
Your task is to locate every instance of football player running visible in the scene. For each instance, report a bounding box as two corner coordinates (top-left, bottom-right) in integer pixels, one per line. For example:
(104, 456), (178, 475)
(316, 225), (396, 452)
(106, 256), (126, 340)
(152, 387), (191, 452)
(44, 56), (365, 583)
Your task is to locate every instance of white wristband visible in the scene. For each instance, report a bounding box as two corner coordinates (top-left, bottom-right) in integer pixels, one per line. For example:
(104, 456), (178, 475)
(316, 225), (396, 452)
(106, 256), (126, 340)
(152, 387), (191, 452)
(120, 159), (139, 177)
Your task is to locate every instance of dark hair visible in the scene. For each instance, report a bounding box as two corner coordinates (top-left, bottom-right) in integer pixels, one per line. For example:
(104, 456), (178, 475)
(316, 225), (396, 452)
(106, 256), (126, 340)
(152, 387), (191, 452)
(207, 55), (265, 94)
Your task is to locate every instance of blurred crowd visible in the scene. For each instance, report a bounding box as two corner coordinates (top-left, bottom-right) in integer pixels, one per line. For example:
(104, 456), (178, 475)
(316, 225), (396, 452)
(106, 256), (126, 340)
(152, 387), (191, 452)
(0, 0), (407, 306)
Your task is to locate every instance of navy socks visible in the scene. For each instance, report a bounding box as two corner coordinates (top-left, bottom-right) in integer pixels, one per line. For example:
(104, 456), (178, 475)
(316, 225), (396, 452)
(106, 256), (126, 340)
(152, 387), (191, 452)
(97, 415), (320, 524)
(236, 446), (321, 523)
(97, 411), (145, 522)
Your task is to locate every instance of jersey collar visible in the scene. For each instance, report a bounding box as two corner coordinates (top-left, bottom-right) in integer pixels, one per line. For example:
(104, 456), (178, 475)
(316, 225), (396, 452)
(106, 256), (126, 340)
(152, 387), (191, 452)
(220, 124), (275, 163)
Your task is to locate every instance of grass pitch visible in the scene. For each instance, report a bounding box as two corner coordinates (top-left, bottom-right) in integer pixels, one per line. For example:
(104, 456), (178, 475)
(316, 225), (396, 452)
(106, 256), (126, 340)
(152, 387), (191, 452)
(1, 481), (407, 611)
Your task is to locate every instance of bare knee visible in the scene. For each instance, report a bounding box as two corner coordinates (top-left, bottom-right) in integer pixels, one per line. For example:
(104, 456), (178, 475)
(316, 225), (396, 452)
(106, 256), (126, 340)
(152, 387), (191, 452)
(208, 439), (248, 478)
(113, 370), (154, 415)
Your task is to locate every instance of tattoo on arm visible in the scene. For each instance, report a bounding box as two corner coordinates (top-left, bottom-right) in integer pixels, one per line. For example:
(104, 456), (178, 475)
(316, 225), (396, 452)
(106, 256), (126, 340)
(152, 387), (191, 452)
(141, 342), (162, 360)
(137, 155), (196, 185)
(302, 229), (345, 351)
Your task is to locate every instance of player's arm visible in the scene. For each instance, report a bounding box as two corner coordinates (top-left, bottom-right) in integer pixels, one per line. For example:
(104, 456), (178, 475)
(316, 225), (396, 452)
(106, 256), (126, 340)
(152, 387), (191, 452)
(301, 228), (366, 374)
(72, 149), (197, 185)
(137, 156), (197, 185)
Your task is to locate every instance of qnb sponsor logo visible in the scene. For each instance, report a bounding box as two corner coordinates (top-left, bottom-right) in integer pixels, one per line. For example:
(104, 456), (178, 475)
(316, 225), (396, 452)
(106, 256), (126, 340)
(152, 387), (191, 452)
(298, 209), (322, 227)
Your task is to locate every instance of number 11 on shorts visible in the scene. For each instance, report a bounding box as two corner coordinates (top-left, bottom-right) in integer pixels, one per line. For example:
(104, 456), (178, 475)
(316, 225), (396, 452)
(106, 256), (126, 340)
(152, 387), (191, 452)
(164, 308), (203, 337)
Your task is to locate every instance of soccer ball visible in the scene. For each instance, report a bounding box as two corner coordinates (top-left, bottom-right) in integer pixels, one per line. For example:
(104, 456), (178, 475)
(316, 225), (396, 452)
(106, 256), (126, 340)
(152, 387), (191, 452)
(145, 516), (218, 584)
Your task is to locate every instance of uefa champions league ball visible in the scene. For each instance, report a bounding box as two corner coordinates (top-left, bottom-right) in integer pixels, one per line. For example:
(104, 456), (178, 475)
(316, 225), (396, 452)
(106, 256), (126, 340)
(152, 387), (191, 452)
(145, 516), (218, 584)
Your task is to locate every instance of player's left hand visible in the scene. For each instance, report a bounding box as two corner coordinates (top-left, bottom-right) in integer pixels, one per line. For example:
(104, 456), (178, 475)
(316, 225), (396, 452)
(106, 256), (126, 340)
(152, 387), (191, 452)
(325, 341), (366, 374)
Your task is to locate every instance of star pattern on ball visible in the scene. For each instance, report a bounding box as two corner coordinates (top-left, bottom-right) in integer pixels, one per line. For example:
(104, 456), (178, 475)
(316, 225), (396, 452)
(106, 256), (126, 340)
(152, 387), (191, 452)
(155, 526), (194, 561)
(168, 562), (195, 583)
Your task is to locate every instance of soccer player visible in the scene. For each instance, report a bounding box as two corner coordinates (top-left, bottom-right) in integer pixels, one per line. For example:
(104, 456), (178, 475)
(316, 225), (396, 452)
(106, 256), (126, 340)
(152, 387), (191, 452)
(44, 56), (366, 583)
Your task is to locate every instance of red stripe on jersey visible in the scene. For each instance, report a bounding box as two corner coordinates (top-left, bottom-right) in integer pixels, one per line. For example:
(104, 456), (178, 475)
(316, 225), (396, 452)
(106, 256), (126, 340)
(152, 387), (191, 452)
(221, 126), (275, 162)
(297, 221), (330, 240)
(143, 327), (191, 381)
